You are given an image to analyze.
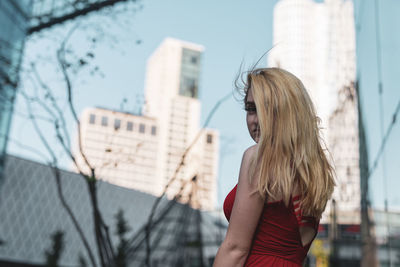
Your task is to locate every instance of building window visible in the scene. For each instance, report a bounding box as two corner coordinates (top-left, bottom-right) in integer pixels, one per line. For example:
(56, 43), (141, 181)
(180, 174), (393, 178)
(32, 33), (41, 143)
(114, 119), (121, 130)
(180, 76), (198, 98)
(151, 126), (157, 136)
(139, 123), (145, 133)
(179, 48), (200, 99)
(206, 134), (213, 144)
(101, 116), (108, 127)
(127, 121), (133, 131)
(89, 114), (96, 124)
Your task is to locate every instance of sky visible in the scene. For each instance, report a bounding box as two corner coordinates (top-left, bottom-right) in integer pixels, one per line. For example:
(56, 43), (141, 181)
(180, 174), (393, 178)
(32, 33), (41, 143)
(7, 0), (400, 211)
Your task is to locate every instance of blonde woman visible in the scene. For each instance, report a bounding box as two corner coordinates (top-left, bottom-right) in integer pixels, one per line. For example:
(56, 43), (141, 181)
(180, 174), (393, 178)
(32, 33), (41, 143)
(213, 68), (335, 267)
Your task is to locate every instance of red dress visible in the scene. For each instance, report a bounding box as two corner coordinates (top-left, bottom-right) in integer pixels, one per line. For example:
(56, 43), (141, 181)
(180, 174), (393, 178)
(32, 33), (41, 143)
(223, 184), (319, 267)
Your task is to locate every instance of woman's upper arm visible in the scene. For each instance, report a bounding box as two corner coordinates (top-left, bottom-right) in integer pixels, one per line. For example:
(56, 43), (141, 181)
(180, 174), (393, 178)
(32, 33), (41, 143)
(223, 145), (265, 252)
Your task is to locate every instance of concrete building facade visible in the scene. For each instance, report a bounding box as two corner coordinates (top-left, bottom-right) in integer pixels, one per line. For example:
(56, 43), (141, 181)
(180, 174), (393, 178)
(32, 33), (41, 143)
(77, 38), (219, 210)
(144, 38), (218, 210)
(328, 84), (360, 222)
(77, 107), (160, 194)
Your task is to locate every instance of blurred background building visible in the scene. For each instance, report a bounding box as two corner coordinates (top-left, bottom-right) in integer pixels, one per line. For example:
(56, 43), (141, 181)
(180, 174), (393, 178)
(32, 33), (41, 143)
(0, 0), (33, 181)
(328, 83), (360, 221)
(0, 155), (226, 266)
(142, 38), (219, 210)
(77, 107), (159, 194)
(76, 38), (219, 211)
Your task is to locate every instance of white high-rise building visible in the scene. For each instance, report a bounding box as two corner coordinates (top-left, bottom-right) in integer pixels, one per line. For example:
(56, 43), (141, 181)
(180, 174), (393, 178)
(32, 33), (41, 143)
(269, 0), (356, 130)
(328, 84), (360, 223)
(269, 0), (359, 223)
(76, 38), (219, 210)
(144, 38), (219, 210)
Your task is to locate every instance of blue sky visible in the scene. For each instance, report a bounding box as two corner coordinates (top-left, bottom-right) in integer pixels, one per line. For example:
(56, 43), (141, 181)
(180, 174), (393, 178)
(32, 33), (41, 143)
(8, 0), (400, 210)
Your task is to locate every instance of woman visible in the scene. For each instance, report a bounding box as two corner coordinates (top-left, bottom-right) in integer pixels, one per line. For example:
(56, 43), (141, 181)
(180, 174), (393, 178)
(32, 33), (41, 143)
(213, 68), (335, 267)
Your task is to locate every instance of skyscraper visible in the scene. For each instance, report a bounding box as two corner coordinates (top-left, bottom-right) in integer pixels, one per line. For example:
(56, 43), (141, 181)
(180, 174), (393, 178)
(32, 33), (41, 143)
(269, 0), (359, 223)
(328, 83), (360, 221)
(268, 0), (356, 131)
(77, 38), (219, 210)
(144, 38), (219, 210)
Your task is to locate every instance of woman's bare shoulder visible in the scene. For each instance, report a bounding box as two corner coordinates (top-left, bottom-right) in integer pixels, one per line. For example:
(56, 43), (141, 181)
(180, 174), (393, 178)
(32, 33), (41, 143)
(243, 144), (258, 160)
(239, 145), (259, 187)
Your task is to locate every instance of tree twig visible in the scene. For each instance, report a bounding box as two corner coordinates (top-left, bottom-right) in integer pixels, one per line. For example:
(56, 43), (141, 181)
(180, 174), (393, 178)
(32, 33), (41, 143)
(56, 22), (116, 266)
(22, 93), (98, 267)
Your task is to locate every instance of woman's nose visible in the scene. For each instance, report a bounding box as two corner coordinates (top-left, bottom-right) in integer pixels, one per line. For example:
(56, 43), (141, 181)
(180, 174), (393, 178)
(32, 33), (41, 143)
(254, 114), (258, 124)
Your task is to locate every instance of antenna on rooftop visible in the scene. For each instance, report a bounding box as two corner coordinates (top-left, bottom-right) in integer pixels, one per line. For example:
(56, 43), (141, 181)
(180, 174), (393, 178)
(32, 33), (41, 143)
(119, 97), (128, 112)
(133, 93), (144, 115)
(120, 97), (128, 112)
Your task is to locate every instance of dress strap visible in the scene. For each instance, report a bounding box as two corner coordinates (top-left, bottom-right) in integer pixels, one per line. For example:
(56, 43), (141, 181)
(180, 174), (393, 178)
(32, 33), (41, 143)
(291, 195), (318, 229)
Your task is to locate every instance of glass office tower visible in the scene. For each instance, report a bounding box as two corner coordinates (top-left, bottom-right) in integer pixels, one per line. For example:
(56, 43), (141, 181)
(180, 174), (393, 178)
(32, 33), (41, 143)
(0, 0), (32, 180)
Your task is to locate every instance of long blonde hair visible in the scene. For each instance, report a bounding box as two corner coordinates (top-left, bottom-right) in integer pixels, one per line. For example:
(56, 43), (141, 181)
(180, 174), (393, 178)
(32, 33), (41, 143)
(243, 68), (335, 218)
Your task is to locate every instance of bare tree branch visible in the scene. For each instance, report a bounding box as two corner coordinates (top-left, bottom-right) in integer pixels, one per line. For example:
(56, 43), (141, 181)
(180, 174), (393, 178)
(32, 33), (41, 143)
(54, 23), (117, 267)
(24, 68), (87, 176)
(21, 92), (98, 267)
(30, 63), (71, 150)
(56, 23), (96, 179)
